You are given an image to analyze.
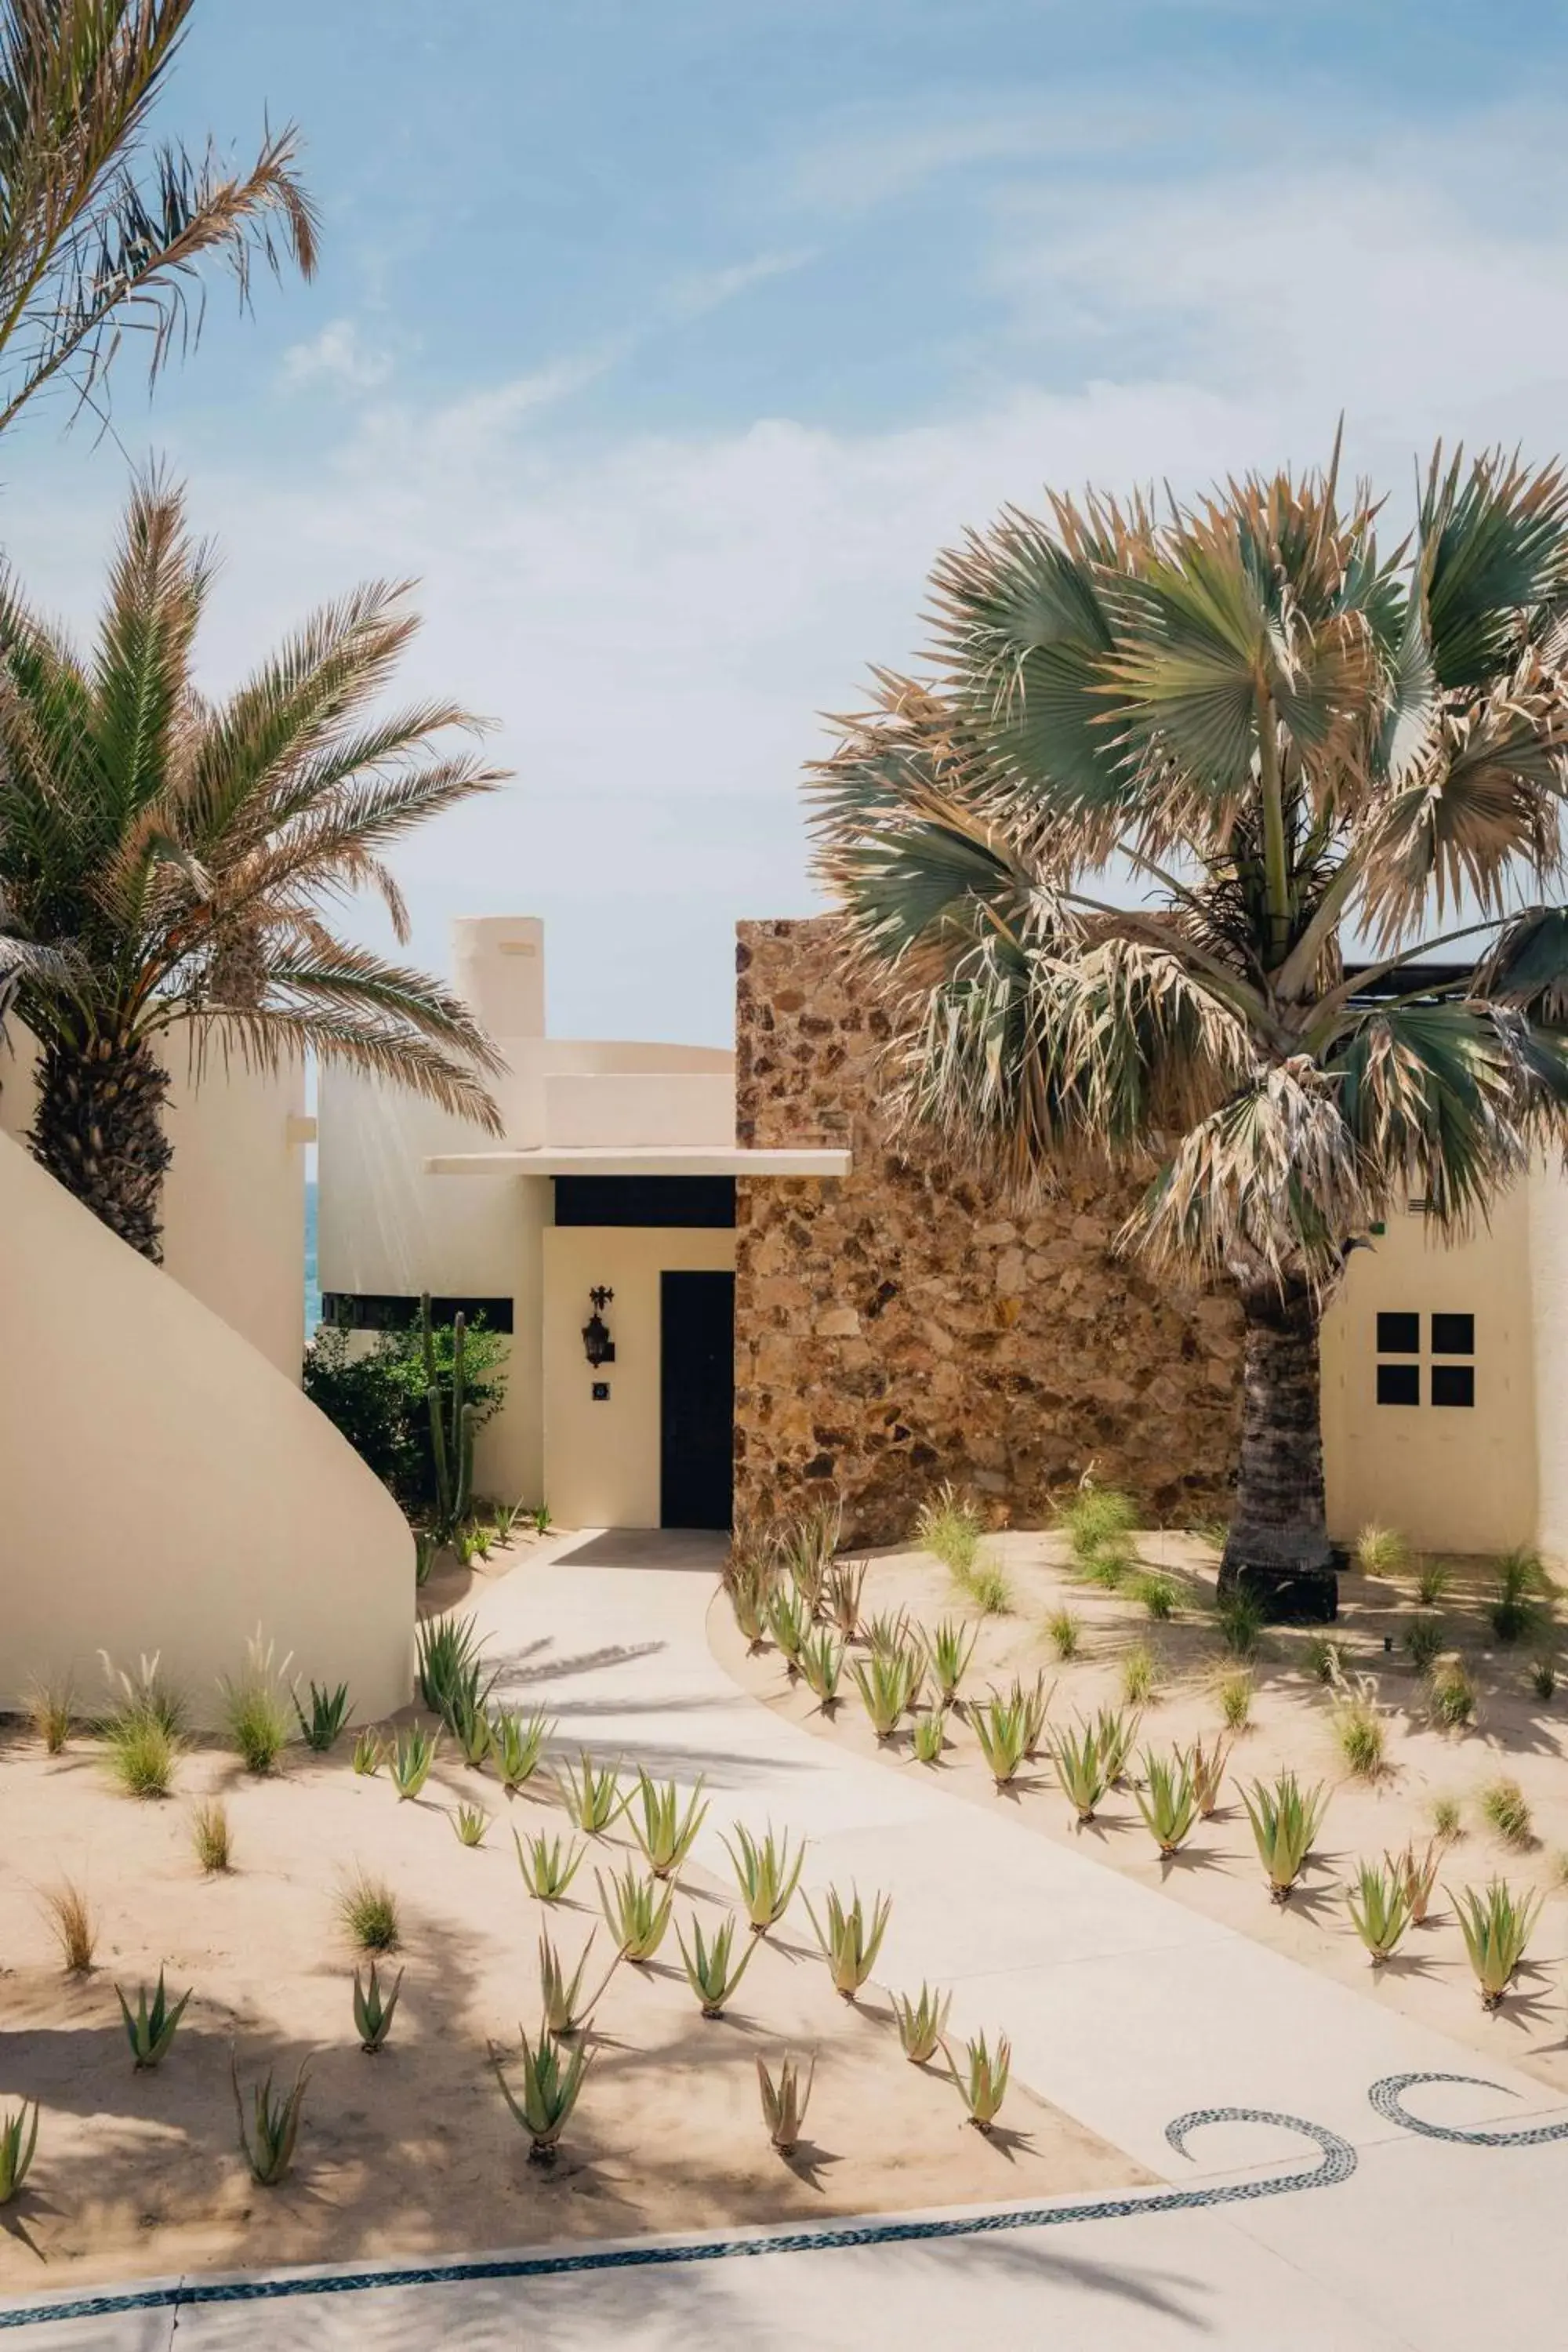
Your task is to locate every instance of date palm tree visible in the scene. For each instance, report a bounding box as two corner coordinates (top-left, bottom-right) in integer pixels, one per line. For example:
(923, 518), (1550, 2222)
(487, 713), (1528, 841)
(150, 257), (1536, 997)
(0, 0), (317, 437)
(0, 473), (506, 1260)
(812, 442), (1568, 1617)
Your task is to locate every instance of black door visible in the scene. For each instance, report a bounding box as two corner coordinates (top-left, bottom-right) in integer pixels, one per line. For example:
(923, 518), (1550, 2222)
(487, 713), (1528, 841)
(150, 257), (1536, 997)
(660, 1270), (735, 1529)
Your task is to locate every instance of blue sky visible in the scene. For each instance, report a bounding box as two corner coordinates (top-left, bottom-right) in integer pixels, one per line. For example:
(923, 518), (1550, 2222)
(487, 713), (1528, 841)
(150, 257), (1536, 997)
(6, 1), (1568, 1043)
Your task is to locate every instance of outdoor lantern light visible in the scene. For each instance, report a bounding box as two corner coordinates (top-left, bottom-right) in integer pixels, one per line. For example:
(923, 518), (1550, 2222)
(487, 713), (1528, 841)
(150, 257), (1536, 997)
(582, 1287), (615, 1368)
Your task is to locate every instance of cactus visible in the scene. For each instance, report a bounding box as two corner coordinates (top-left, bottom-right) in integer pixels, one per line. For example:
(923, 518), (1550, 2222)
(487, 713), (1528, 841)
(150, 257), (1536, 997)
(421, 1291), (477, 1544)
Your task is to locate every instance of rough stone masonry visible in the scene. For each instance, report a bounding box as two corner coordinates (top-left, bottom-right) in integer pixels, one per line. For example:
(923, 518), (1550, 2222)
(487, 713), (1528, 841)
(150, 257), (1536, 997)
(733, 916), (1243, 1546)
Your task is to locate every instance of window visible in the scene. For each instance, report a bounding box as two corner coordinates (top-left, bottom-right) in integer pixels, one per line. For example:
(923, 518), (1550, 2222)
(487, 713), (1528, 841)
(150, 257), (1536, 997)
(320, 1293), (515, 1334)
(1376, 1312), (1420, 1354)
(1377, 1363), (1421, 1406)
(553, 1176), (736, 1229)
(1432, 1363), (1475, 1408)
(1431, 1312), (1475, 1355)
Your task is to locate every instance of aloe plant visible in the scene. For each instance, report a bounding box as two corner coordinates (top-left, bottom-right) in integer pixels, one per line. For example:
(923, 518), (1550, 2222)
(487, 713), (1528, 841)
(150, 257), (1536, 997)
(1051, 1722), (1109, 1822)
(492, 2021), (590, 2161)
(538, 1926), (617, 2035)
(1388, 1836), (1443, 1925)
(351, 1726), (383, 1777)
(677, 1913), (757, 2017)
(292, 1679), (352, 1753)
(557, 1751), (626, 1838)
(1091, 1704), (1139, 1785)
(116, 1967), (191, 2069)
(864, 1606), (912, 1658)
(948, 2031), (1011, 2132)
(851, 1647), (917, 1740)
(893, 1981), (951, 2063)
(757, 2052), (815, 2154)
(353, 1962), (403, 2052)
(1450, 1878), (1543, 2007)
(825, 1556), (867, 1638)
(389, 1724), (438, 1800)
(597, 1864), (674, 1962)
(766, 1581), (811, 1675)
(799, 1627), (844, 1711)
(453, 1700), (493, 1771)
(514, 1827), (586, 1903)
(628, 1770), (707, 1877)
(723, 1824), (805, 1933)
(922, 1617), (977, 1707)
(490, 1706), (553, 1791)
(1345, 1860), (1410, 1963)
(722, 1552), (774, 1650)
(1135, 1749), (1198, 1855)
(0, 2103), (39, 2206)
(452, 1800), (489, 1846)
(911, 1707), (946, 1763)
(972, 1692), (1029, 1786)
(1189, 1733), (1231, 1819)
(415, 1610), (495, 1732)
(806, 1885), (891, 1999)
(231, 2055), (310, 2187)
(1241, 1773), (1328, 1901)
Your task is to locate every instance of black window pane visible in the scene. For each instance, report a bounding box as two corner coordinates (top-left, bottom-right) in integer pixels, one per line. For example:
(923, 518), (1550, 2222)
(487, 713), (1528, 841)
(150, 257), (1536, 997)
(1431, 1312), (1475, 1356)
(1432, 1363), (1475, 1408)
(1377, 1312), (1421, 1356)
(1377, 1363), (1421, 1406)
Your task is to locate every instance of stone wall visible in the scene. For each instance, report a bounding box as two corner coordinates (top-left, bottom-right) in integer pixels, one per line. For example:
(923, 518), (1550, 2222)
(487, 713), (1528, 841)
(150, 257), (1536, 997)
(734, 916), (1243, 1545)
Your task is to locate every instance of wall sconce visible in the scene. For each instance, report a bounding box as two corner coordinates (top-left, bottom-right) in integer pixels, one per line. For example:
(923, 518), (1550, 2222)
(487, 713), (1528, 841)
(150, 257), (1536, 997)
(582, 1286), (615, 1367)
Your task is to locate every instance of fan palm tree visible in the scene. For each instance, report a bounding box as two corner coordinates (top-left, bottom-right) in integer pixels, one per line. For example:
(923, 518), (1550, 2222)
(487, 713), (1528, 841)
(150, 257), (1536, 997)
(0, 473), (507, 1261)
(812, 443), (1568, 1617)
(0, 0), (317, 437)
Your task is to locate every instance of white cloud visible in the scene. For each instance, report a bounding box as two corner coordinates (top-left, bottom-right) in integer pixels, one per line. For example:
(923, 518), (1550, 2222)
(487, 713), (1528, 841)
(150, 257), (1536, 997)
(280, 318), (395, 393)
(666, 247), (816, 320)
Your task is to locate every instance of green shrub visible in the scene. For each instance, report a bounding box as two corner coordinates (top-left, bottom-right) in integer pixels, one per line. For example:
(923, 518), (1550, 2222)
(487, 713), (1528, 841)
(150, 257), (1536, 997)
(1136, 1748), (1197, 1854)
(921, 1617), (976, 1705)
(389, 1724), (438, 1799)
(514, 1828), (585, 1902)
(492, 2022), (588, 2161)
(1480, 1777), (1533, 1848)
(539, 1926), (617, 2034)
(1388, 1835), (1442, 1923)
(452, 1801), (489, 1846)
(41, 1880), (95, 1973)
(914, 1481), (984, 1577)
(1431, 1659), (1475, 1730)
(106, 1713), (178, 1799)
(1415, 1558), (1454, 1606)
(626, 1770), (705, 1874)
(220, 1632), (293, 1775)
(1047, 1609), (1082, 1662)
(1355, 1523), (1410, 1578)
(799, 1628), (844, 1710)
(597, 1863), (673, 1961)
(231, 2056), (310, 2186)
(339, 1872), (400, 1952)
(1121, 1644), (1158, 1707)
(805, 1885), (891, 1999)
(1431, 1792), (1463, 1840)
(1134, 1573), (1178, 1621)
(1331, 1676), (1385, 1777)
(1218, 1669), (1253, 1730)
(962, 1562), (1013, 1615)
(1051, 1722), (1109, 1821)
(723, 1824), (805, 1934)
(25, 1675), (74, 1754)
(415, 1613), (494, 1733)
(677, 1914), (756, 2018)
(352, 1726), (383, 1775)
(949, 2031), (1011, 2132)
(0, 2103), (39, 2205)
(302, 1315), (507, 1512)
(354, 1962), (402, 2052)
(116, 1968), (191, 2068)
(490, 1707), (552, 1791)
(851, 1648), (917, 1740)
(1303, 1633), (1348, 1684)
(1058, 1483), (1139, 1570)
(971, 1691), (1029, 1786)
(1488, 1550), (1551, 1645)
(893, 1981), (950, 2063)
(911, 1708), (946, 1763)
(1405, 1614), (1444, 1673)
(1214, 1586), (1263, 1658)
(757, 2051), (815, 2153)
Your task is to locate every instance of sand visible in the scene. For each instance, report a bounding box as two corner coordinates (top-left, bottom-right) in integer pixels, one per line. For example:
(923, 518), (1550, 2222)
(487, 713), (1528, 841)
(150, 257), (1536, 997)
(0, 1582), (1143, 2296)
(714, 1529), (1568, 2091)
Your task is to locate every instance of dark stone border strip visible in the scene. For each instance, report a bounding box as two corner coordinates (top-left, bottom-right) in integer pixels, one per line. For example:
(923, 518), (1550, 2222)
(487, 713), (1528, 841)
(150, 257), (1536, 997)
(1369, 2071), (1568, 2147)
(0, 2107), (1352, 2332)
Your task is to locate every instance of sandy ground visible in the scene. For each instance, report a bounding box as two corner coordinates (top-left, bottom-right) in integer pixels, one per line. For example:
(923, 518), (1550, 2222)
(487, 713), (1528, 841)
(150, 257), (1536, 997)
(715, 1529), (1568, 2092)
(0, 1558), (1143, 2296)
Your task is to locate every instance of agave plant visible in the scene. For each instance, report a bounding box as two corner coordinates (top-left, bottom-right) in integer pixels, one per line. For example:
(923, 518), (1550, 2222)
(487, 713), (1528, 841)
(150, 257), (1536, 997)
(948, 2031), (1011, 2133)
(893, 1981), (952, 2063)
(353, 1962), (403, 2052)
(1135, 1750), (1199, 1856)
(538, 1927), (617, 2036)
(1242, 1773), (1328, 1901)
(851, 1648), (917, 1740)
(389, 1724), (438, 1800)
(922, 1617), (977, 1707)
(492, 2021), (590, 2161)
(971, 1692), (1029, 1787)
(825, 1557), (868, 1639)
(723, 1824), (806, 1934)
(806, 1885), (892, 1999)
(292, 1679), (352, 1753)
(597, 1864), (674, 1962)
(765, 1582), (811, 1675)
(677, 1914), (757, 2018)
(1388, 1836), (1443, 1926)
(231, 2055), (310, 2187)
(491, 1707), (553, 1792)
(0, 2103), (40, 2207)
(628, 1771), (708, 1878)
(1189, 1733), (1232, 1819)
(1345, 1861), (1410, 1963)
(514, 1828), (586, 1904)
(557, 1752), (626, 1838)
(757, 2052), (816, 2154)
(1051, 1722), (1109, 1823)
(799, 1628), (845, 1711)
(116, 1967), (192, 2070)
(1450, 1879), (1543, 2007)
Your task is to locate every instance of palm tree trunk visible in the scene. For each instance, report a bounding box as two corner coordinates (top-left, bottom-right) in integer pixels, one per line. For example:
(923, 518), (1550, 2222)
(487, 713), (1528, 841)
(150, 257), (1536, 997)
(30, 1029), (173, 1263)
(1219, 1277), (1338, 1622)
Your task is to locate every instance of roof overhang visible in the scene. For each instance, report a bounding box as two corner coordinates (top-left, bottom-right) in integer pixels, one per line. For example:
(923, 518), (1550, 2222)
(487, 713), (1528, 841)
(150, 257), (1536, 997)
(423, 1145), (851, 1178)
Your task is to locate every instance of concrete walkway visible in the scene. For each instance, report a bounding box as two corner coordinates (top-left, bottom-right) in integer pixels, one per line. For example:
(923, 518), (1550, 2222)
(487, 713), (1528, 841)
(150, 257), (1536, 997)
(6, 1528), (1568, 2347)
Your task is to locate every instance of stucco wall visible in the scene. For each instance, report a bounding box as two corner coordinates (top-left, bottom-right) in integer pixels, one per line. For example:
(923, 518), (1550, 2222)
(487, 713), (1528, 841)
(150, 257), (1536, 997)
(733, 916), (1243, 1544)
(1527, 1161), (1568, 1566)
(0, 1131), (412, 1729)
(543, 1225), (735, 1527)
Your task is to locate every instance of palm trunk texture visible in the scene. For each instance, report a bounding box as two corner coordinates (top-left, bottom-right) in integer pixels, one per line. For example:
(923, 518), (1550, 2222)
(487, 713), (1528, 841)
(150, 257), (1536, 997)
(30, 1030), (172, 1263)
(1218, 1278), (1338, 1622)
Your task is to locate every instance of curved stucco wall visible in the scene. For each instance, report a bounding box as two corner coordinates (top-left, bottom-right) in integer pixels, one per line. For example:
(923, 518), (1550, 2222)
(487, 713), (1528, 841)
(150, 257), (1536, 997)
(0, 1131), (412, 1730)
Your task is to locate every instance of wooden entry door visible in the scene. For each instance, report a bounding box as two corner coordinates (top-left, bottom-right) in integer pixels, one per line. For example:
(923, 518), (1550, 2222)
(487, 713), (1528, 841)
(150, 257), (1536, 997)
(660, 1270), (735, 1530)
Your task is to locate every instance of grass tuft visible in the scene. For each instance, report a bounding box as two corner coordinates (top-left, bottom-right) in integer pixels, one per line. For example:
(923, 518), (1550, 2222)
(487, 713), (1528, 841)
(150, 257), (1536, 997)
(1414, 1558), (1454, 1607)
(1046, 1608), (1082, 1662)
(41, 1878), (96, 1973)
(105, 1713), (178, 1799)
(191, 1799), (233, 1875)
(1120, 1644), (1159, 1707)
(220, 1632), (294, 1776)
(1430, 1658), (1475, 1730)
(1355, 1523), (1410, 1579)
(25, 1675), (74, 1754)
(338, 1871), (401, 1953)
(1431, 1792), (1463, 1841)
(1530, 1654), (1557, 1702)
(1479, 1777), (1534, 1849)
(1405, 1614), (1444, 1674)
(1214, 1586), (1263, 1659)
(1217, 1669), (1253, 1731)
(913, 1481), (985, 1578)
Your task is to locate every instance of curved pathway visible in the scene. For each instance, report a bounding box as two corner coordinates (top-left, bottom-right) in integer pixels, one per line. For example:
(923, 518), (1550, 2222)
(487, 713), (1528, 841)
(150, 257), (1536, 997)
(6, 1528), (1568, 2348)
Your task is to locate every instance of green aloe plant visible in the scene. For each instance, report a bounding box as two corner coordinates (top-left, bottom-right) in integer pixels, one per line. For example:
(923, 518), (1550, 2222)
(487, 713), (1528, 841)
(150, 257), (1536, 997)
(514, 1828), (586, 1904)
(1242, 1773), (1328, 1901)
(722, 1552), (774, 1650)
(292, 1679), (352, 1753)
(538, 1927), (617, 2035)
(723, 1824), (806, 1933)
(825, 1556), (868, 1638)
(1135, 1749), (1198, 1856)
(1051, 1722), (1109, 1822)
(597, 1864), (674, 1962)
(628, 1771), (707, 1878)
(922, 1617), (977, 1707)
(452, 1801), (489, 1847)
(557, 1752), (627, 1838)
(806, 1885), (891, 1999)
(948, 2031), (1011, 2132)
(765, 1581), (811, 1675)
(490, 1707), (553, 1791)
(1189, 1733), (1231, 1819)
(799, 1627), (845, 1711)
(864, 1606), (913, 1658)
(492, 2022), (590, 2162)
(972, 1692), (1029, 1787)
(893, 1981), (951, 2063)
(231, 2055), (310, 2187)
(453, 1701), (493, 1771)
(0, 2103), (39, 2206)
(415, 1611), (495, 1733)
(1345, 1861), (1410, 1963)
(351, 1726), (383, 1777)
(851, 1647), (917, 1740)
(1091, 1704), (1139, 1785)
(1450, 1879), (1543, 2008)
(353, 1962), (403, 2052)
(1388, 1836), (1443, 1926)
(116, 1967), (191, 2070)
(389, 1724), (438, 1800)
(757, 2052), (815, 2154)
(911, 1707), (947, 1763)
(677, 1913), (757, 2018)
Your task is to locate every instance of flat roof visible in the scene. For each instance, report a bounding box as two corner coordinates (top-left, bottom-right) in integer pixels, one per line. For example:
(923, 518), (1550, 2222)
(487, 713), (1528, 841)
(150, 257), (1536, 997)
(424, 1145), (851, 1178)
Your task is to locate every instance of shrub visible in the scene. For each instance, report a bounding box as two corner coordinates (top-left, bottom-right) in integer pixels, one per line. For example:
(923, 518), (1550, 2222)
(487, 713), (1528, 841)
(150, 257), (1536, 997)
(949, 2031), (1011, 2132)
(1489, 1550), (1551, 1646)
(1355, 1523), (1410, 1579)
(416, 1613), (495, 1733)
(292, 1679), (352, 1753)
(1530, 1654), (1558, 1702)
(220, 1631), (294, 1775)
(514, 1828), (585, 1903)
(492, 2023), (589, 2161)
(1430, 1659), (1475, 1730)
(454, 1701), (492, 1770)
(354, 1962), (403, 2052)
(922, 1617), (976, 1705)
(1218, 1670), (1253, 1730)
(1332, 1682), (1386, 1779)
(389, 1724), (438, 1799)
(98, 1649), (184, 1740)
(191, 1800), (233, 1875)
(1135, 1573), (1178, 1621)
(1480, 1777), (1534, 1849)
(893, 1981), (951, 2063)
(1050, 1722), (1109, 1823)
(1078, 1543), (1134, 1591)
(677, 1914), (756, 2018)
(757, 2052), (815, 2154)
(771, 1497), (842, 1617)
(0, 2103), (39, 2206)
(914, 1481), (984, 1577)
(1136, 1749), (1198, 1855)
(231, 2056), (310, 2187)
(1091, 1702), (1138, 1785)
(1241, 1773), (1327, 1900)
(116, 1969), (191, 2069)
(597, 1863), (674, 1962)
(303, 1314), (506, 1512)
(626, 1770), (706, 1875)
(25, 1674), (74, 1754)
(1415, 1558), (1454, 1607)
(557, 1751), (627, 1838)
(1345, 1861), (1410, 1963)
(962, 1563), (1013, 1615)
(805, 1885), (891, 1999)
(452, 1801), (489, 1847)
(1121, 1645), (1158, 1707)
(723, 1824), (805, 1934)
(1215, 1587), (1263, 1658)
(1450, 1879), (1542, 2007)
(1431, 1793), (1463, 1840)
(106, 1713), (178, 1799)
(339, 1872), (400, 1953)
(1405, 1615), (1444, 1674)
(1047, 1609), (1082, 1662)
(1058, 1481), (1139, 1570)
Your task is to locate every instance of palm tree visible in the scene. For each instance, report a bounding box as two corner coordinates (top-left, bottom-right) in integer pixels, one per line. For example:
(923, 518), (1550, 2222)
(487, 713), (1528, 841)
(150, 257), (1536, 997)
(0, 0), (317, 437)
(811, 445), (1568, 1618)
(0, 473), (507, 1261)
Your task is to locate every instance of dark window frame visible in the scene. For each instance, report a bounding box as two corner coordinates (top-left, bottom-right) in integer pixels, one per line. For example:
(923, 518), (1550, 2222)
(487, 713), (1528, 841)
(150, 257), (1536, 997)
(1431, 1363), (1475, 1408)
(553, 1176), (736, 1229)
(1376, 1311), (1421, 1356)
(320, 1292), (515, 1334)
(1376, 1362), (1421, 1406)
(1431, 1312), (1475, 1356)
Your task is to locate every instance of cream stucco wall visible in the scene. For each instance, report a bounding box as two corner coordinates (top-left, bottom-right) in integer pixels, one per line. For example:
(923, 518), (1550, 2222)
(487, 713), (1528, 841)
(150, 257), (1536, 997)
(1321, 1190), (1537, 1554)
(1526, 1159), (1568, 1565)
(0, 1131), (412, 1729)
(543, 1225), (735, 1528)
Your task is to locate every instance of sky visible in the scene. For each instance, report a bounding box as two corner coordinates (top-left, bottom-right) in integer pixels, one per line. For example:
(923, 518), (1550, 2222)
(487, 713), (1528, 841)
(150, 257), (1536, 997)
(6, 0), (1568, 1044)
